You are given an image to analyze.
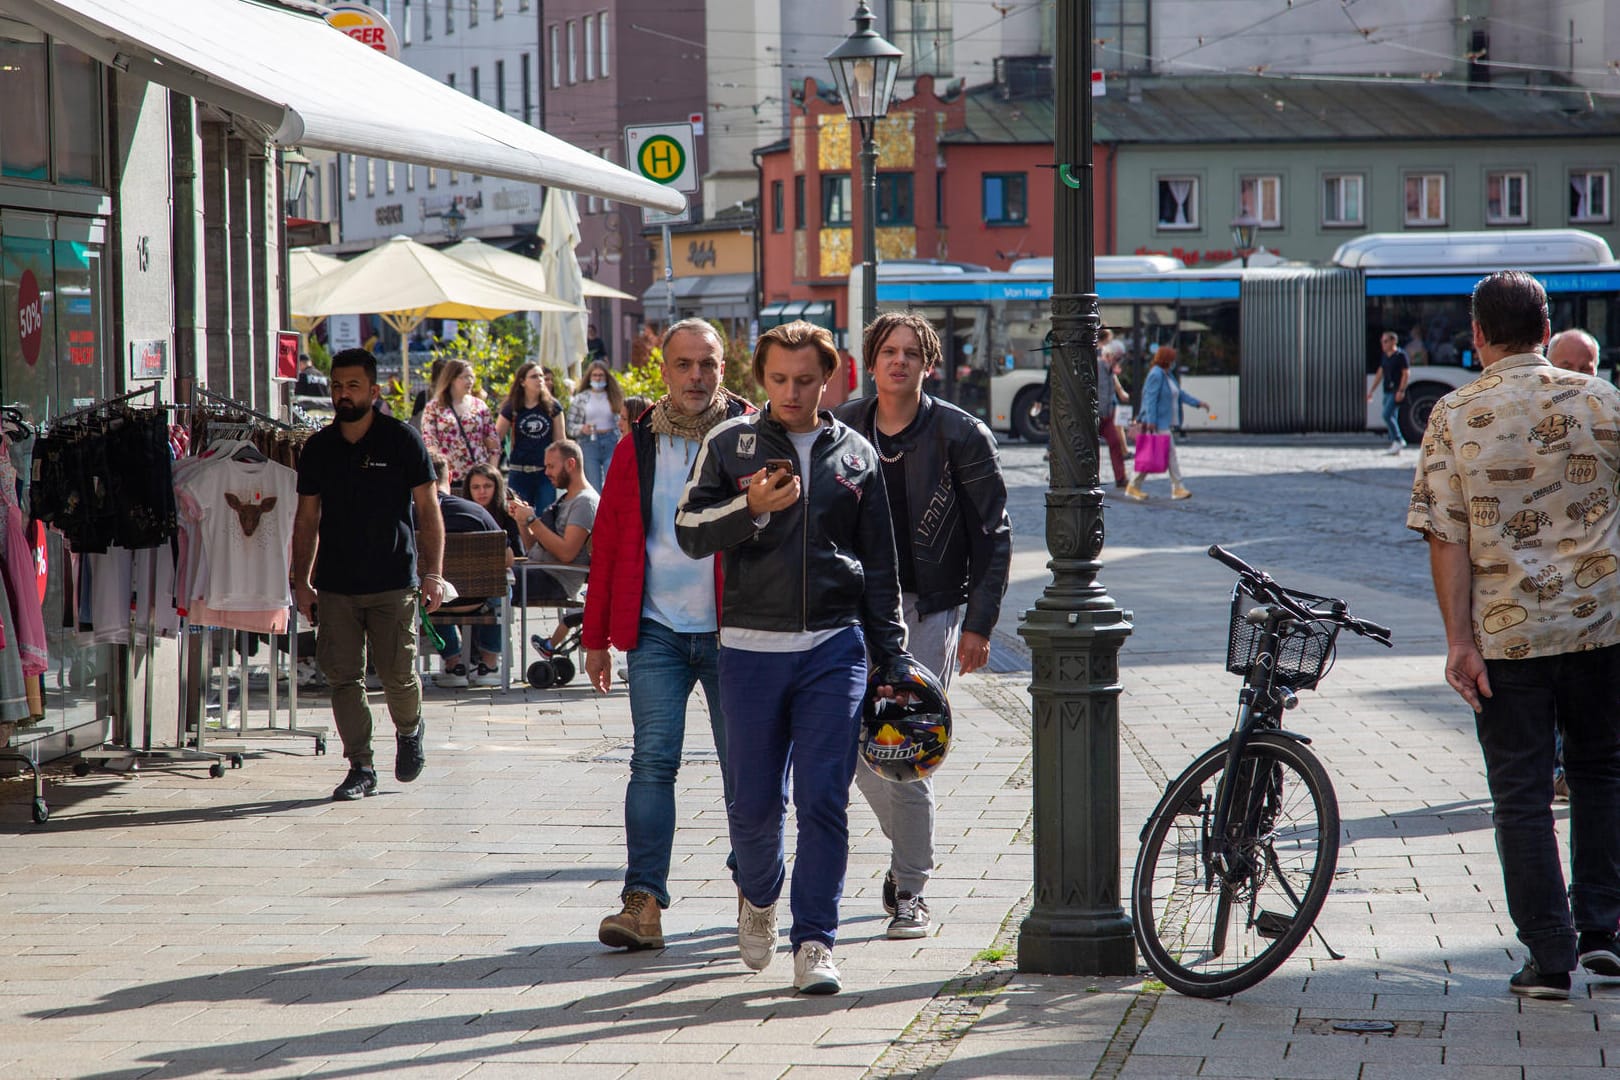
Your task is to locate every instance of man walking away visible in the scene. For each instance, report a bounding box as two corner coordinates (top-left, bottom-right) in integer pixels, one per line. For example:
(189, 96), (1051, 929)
(1409, 270), (1620, 1000)
(294, 348), (446, 801)
(835, 312), (1011, 940)
(1368, 330), (1410, 453)
(583, 318), (753, 951)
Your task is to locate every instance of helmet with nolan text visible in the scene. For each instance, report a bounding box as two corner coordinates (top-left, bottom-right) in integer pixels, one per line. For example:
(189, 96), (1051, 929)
(859, 657), (952, 783)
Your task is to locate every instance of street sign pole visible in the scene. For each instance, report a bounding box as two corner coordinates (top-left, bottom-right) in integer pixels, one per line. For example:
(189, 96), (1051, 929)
(624, 121), (699, 329)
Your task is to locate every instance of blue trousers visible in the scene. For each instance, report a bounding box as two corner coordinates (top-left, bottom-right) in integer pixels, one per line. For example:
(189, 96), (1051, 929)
(624, 618), (735, 907)
(1476, 643), (1620, 973)
(507, 467), (556, 514)
(720, 626), (866, 950)
(1381, 390), (1403, 444)
(579, 431), (619, 492)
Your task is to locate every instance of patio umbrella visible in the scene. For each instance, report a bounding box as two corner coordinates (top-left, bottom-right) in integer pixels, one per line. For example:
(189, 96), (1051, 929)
(288, 248), (346, 334)
(291, 234), (583, 386)
(443, 237), (550, 294)
(580, 276), (634, 302)
(537, 189), (590, 380)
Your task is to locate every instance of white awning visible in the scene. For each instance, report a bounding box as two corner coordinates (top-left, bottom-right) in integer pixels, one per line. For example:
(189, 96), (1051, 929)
(8, 0), (685, 214)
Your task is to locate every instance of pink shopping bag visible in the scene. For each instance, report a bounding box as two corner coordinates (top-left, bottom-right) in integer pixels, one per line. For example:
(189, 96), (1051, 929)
(1135, 432), (1171, 474)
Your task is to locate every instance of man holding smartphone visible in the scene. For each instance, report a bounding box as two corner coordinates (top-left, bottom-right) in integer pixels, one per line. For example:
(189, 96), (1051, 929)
(835, 312), (1011, 939)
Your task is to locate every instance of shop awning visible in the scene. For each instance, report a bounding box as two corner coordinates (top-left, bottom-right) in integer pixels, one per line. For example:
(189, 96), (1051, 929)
(641, 273), (756, 318)
(10, 0), (685, 214)
(758, 299), (837, 331)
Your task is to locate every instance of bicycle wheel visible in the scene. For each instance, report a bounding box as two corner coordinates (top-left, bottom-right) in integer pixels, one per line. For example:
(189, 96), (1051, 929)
(1132, 732), (1339, 998)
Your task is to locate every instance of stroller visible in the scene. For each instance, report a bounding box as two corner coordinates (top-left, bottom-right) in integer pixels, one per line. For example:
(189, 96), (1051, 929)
(528, 609), (584, 688)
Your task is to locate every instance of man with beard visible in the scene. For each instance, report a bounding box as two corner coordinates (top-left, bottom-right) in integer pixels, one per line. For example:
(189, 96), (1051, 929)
(293, 348), (446, 801)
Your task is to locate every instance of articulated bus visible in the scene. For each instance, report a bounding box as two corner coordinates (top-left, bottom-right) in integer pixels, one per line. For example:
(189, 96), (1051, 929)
(865, 229), (1620, 443)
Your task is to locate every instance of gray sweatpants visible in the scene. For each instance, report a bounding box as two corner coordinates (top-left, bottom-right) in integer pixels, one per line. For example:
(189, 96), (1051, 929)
(854, 593), (961, 896)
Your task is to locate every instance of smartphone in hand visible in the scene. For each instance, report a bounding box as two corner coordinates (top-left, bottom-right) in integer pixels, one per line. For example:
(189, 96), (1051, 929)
(765, 458), (795, 477)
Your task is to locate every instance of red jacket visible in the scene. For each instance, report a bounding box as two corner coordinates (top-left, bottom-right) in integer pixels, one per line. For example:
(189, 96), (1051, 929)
(582, 396), (754, 652)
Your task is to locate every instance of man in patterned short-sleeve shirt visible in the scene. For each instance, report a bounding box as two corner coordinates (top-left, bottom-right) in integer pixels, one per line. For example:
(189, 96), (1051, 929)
(1408, 270), (1620, 1001)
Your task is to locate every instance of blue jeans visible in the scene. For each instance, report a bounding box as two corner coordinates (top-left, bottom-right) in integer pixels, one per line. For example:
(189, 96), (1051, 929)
(624, 618), (734, 907)
(1476, 643), (1620, 973)
(579, 431), (619, 491)
(507, 466), (556, 513)
(720, 626), (866, 950)
(437, 618), (502, 664)
(1381, 390), (1403, 444)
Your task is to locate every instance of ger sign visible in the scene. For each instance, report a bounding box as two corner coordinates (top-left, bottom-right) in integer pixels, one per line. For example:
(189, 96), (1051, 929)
(326, 3), (401, 59)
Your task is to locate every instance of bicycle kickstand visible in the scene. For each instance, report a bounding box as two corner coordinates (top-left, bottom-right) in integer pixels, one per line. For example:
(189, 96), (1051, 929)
(1312, 923), (1345, 961)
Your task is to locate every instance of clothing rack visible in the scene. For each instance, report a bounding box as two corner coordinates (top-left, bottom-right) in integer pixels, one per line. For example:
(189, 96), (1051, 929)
(192, 386), (296, 431)
(49, 384), (157, 427)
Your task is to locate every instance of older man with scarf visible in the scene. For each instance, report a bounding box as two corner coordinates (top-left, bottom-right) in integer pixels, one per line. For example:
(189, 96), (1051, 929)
(584, 318), (754, 950)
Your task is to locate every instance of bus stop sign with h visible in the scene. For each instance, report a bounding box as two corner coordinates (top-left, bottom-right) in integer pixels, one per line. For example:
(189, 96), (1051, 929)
(625, 122), (697, 325)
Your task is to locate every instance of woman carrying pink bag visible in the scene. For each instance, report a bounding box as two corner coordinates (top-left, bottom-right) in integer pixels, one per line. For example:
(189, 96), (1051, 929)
(1125, 346), (1212, 501)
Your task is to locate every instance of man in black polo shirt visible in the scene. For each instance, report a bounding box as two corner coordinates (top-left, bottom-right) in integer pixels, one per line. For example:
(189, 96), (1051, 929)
(293, 348), (446, 801)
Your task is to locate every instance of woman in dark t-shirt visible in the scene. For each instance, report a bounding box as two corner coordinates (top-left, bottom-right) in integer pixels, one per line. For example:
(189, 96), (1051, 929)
(498, 361), (566, 511)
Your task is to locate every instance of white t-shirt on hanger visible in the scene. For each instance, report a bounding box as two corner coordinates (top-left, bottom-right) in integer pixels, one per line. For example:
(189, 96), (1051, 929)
(177, 456), (298, 611)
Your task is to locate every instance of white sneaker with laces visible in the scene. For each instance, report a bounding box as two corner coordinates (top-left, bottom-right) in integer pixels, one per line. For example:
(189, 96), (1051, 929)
(792, 941), (841, 995)
(470, 662), (501, 687)
(737, 897), (778, 971)
(434, 663), (469, 689)
(1387, 440), (1403, 454)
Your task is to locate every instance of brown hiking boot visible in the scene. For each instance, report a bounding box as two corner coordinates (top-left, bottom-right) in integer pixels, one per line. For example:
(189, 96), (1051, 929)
(598, 890), (664, 950)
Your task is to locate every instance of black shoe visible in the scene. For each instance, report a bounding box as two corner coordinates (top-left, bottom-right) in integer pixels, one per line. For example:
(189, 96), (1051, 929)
(882, 870), (898, 916)
(1580, 932), (1620, 977)
(1509, 961), (1571, 999)
(332, 766), (378, 801)
(395, 718), (425, 783)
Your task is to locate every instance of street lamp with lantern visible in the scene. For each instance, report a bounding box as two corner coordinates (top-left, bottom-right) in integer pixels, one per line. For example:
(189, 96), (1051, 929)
(825, 1), (901, 340)
(442, 200), (467, 242)
(281, 147), (312, 216)
(1230, 209), (1260, 268)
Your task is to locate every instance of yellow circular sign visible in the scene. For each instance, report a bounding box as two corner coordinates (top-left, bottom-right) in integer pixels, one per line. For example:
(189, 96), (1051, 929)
(637, 135), (686, 184)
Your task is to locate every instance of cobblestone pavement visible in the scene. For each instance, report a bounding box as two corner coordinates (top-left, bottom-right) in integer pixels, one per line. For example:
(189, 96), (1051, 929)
(2, 434), (1609, 1079)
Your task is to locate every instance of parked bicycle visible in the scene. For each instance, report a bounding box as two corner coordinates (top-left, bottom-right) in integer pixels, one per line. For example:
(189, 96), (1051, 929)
(1131, 545), (1393, 998)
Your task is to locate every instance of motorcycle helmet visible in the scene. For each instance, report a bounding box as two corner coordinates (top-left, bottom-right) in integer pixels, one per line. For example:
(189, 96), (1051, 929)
(860, 657), (952, 783)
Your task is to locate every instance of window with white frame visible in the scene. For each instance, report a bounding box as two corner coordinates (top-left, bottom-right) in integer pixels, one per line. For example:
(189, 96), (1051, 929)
(386, 160), (395, 194)
(1238, 174), (1281, 228)
(1156, 176), (1199, 230)
(1322, 173), (1363, 227)
(346, 154), (356, 199)
(428, 166), (437, 188)
(365, 157), (375, 196)
(468, 0), (478, 27)
(1571, 169), (1611, 223)
(406, 164), (415, 191)
(494, 0), (504, 17)
(1404, 173), (1446, 226)
(599, 11), (610, 77)
(548, 25), (560, 88)
(403, 0), (412, 44)
(584, 15), (596, 80)
(1486, 170), (1529, 225)
(444, 0), (452, 34)
(566, 21), (577, 84)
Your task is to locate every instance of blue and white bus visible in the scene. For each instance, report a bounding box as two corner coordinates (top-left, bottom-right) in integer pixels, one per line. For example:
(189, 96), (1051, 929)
(867, 230), (1620, 443)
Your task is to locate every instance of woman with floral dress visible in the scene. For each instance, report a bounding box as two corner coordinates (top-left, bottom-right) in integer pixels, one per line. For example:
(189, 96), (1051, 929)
(420, 358), (502, 486)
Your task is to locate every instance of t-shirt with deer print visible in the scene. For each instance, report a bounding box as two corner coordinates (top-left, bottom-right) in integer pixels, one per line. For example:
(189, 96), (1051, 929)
(175, 456), (298, 612)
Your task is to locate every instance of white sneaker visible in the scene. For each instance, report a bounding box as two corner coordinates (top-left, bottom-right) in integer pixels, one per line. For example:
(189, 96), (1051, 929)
(737, 897), (778, 971)
(792, 941), (841, 995)
(433, 663), (469, 689)
(1387, 440), (1403, 455)
(470, 662), (501, 687)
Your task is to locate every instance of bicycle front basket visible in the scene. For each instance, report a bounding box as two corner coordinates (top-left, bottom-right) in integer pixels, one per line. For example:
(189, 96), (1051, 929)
(1225, 583), (1341, 689)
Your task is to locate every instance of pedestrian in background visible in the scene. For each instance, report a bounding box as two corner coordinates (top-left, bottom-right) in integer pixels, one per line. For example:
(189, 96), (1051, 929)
(292, 348), (443, 801)
(421, 358), (501, 485)
(585, 319), (753, 952)
(620, 395), (652, 437)
(1410, 269), (1620, 1000)
(498, 361), (566, 511)
(1097, 329), (1131, 488)
(1125, 346), (1209, 501)
(835, 312), (1011, 940)
(676, 321), (911, 996)
(1549, 328), (1600, 376)
(1367, 330), (1411, 454)
(568, 360), (624, 491)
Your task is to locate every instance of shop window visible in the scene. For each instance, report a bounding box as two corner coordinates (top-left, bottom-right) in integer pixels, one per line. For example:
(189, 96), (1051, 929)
(1571, 169), (1611, 224)
(822, 173), (852, 227)
(876, 173), (913, 226)
(0, 29), (49, 182)
(1323, 173), (1363, 227)
(1238, 174), (1281, 228)
(1486, 170), (1529, 225)
(1404, 172), (1446, 226)
(983, 173), (1026, 226)
(1156, 176), (1199, 230)
(52, 42), (102, 186)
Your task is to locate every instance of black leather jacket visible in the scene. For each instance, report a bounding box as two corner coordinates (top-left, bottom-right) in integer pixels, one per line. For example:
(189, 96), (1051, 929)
(675, 406), (908, 662)
(834, 394), (1012, 638)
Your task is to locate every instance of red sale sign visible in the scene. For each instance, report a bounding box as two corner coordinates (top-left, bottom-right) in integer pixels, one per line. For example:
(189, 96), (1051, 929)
(17, 269), (42, 367)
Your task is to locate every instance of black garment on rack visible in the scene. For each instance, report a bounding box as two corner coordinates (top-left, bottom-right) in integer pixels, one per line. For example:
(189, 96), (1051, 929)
(32, 407), (177, 552)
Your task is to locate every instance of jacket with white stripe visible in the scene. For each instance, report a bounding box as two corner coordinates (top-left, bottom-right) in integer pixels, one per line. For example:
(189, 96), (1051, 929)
(674, 406), (908, 661)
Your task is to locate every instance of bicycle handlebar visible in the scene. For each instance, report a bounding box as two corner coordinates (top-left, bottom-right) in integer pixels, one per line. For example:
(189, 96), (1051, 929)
(1207, 544), (1393, 646)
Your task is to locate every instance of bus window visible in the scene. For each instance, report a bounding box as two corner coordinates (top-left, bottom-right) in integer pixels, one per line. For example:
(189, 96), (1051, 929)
(1176, 299), (1241, 376)
(994, 300), (1049, 372)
